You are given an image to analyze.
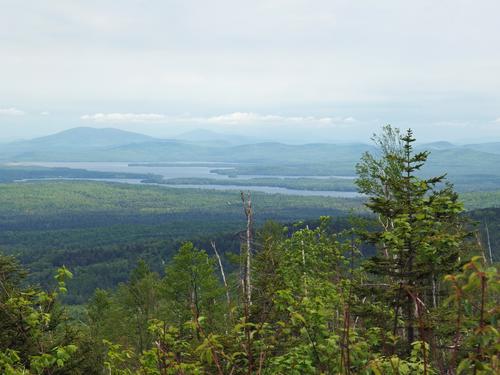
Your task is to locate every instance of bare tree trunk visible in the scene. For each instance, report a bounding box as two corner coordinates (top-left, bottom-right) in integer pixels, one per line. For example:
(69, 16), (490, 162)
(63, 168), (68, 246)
(241, 192), (253, 307)
(211, 240), (232, 321)
(240, 192), (255, 374)
(432, 274), (437, 309)
(485, 223), (493, 264)
(475, 231), (488, 264)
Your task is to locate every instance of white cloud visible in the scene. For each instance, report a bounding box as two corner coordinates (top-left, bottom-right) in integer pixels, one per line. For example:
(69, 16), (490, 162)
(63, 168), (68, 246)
(81, 112), (167, 123)
(80, 111), (356, 127)
(0, 107), (25, 116)
(204, 112), (356, 126)
(204, 112), (282, 124)
(40, 111), (50, 116)
(495, 118), (500, 123)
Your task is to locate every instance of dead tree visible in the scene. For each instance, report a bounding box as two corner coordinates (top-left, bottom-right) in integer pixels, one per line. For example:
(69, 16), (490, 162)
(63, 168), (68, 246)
(210, 240), (232, 319)
(485, 222), (493, 264)
(240, 192), (255, 373)
(241, 191), (253, 307)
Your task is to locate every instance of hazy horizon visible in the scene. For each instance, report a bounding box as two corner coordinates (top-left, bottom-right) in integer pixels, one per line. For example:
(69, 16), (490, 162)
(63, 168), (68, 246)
(1, 1), (499, 143)
(1, 125), (499, 146)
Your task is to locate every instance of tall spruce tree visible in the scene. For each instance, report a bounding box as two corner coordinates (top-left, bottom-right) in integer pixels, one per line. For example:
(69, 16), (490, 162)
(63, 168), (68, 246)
(356, 126), (469, 354)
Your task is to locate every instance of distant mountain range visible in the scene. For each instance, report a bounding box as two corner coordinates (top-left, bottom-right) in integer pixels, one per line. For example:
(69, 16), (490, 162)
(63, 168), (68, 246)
(0, 127), (155, 158)
(416, 140), (500, 155)
(0, 127), (373, 163)
(1, 127), (499, 179)
(175, 128), (265, 145)
(460, 142), (500, 155)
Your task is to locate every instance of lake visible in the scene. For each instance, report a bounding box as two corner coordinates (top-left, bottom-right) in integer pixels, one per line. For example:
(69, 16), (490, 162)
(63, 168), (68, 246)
(9, 162), (362, 198)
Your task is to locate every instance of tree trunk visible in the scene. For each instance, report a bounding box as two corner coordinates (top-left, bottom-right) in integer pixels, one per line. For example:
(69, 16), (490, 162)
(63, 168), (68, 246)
(241, 192), (253, 307)
(211, 240), (232, 320)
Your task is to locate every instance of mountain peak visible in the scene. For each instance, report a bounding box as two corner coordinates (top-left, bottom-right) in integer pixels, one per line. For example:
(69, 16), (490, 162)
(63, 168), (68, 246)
(28, 127), (156, 148)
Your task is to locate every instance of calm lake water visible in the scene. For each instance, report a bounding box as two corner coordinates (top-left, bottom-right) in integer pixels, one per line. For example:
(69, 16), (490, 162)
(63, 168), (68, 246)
(9, 162), (361, 198)
(9, 162), (234, 180)
(161, 184), (361, 198)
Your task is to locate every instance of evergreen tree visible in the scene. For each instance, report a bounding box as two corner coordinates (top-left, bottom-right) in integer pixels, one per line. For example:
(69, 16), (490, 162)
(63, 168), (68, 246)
(356, 127), (471, 355)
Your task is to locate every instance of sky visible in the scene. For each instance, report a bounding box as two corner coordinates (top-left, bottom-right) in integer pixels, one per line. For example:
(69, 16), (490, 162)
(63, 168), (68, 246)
(1, 0), (499, 143)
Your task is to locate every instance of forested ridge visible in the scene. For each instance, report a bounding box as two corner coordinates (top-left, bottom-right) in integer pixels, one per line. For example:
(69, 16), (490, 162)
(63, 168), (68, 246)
(0, 127), (498, 374)
(0, 181), (362, 304)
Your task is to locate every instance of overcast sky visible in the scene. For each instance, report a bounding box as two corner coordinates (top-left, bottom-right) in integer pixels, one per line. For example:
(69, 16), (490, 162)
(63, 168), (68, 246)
(1, 0), (499, 143)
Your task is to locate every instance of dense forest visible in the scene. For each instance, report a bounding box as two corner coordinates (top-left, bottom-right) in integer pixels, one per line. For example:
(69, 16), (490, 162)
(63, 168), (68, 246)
(0, 179), (497, 305)
(0, 181), (363, 304)
(0, 127), (498, 374)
